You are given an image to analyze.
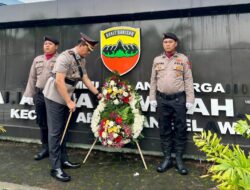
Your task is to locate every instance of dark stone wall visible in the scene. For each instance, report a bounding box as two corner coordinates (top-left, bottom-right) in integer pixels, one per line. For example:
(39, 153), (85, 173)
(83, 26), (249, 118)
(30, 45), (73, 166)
(0, 0), (249, 155)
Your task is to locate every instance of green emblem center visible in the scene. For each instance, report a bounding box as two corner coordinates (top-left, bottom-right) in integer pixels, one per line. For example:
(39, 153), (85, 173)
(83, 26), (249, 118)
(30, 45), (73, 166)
(102, 40), (139, 58)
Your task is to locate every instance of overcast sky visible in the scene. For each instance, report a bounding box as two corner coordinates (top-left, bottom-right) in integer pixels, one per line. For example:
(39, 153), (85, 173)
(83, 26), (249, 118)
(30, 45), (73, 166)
(0, 0), (54, 4)
(21, 0), (53, 3)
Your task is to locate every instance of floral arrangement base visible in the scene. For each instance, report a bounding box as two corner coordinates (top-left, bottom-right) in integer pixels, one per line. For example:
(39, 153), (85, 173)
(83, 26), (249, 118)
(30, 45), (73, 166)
(82, 138), (148, 170)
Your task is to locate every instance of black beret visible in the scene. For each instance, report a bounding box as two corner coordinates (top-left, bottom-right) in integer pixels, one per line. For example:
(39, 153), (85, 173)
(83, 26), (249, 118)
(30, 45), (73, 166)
(44, 36), (59, 45)
(80, 33), (99, 51)
(163, 33), (178, 41)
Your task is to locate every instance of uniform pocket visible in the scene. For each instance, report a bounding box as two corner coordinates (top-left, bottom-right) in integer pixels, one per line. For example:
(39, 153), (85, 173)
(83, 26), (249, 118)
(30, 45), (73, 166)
(155, 64), (165, 78)
(173, 65), (183, 78)
(35, 62), (44, 75)
(173, 65), (183, 72)
(70, 64), (81, 79)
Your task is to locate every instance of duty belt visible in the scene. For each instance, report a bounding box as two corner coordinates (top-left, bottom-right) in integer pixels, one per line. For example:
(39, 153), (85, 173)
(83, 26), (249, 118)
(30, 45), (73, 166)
(35, 87), (43, 93)
(157, 91), (185, 100)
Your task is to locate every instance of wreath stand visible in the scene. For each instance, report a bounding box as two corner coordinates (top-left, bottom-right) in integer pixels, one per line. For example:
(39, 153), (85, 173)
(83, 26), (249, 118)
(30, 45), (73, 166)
(83, 138), (148, 170)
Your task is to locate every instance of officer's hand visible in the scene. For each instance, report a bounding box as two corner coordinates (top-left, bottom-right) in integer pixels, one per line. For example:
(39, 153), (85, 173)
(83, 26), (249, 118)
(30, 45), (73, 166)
(186, 102), (193, 110)
(96, 93), (102, 100)
(67, 100), (76, 112)
(23, 97), (34, 105)
(150, 100), (157, 108)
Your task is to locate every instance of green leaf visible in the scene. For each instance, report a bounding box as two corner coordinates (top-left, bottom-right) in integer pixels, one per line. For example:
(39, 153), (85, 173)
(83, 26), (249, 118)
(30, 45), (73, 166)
(246, 114), (250, 121)
(0, 126), (6, 133)
(234, 116), (250, 139)
(193, 130), (250, 189)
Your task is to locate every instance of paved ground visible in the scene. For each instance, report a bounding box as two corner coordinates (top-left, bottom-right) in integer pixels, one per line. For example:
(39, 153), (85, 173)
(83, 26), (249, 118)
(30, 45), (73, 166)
(0, 140), (215, 190)
(0, 182), (47, 190)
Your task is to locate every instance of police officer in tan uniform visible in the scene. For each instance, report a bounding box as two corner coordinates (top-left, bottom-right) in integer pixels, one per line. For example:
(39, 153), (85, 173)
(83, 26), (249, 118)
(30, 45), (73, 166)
(23, 36), (59, 161)
(149, 33), (194, 175)
(43, 33), (101, 182)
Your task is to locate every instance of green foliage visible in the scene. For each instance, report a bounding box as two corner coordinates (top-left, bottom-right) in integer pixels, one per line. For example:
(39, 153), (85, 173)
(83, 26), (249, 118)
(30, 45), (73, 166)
(0, 126), (6, 133)
(193, 131), (250, 190)
(133, 91), (142, 109)
(100, 102), (134, 125)
(234, 114), (250, 139)
(103, 49), (138, 58)
(100, 74), (140, 125)
(102, 42), (139, 58)
(117, 105), (134, 124)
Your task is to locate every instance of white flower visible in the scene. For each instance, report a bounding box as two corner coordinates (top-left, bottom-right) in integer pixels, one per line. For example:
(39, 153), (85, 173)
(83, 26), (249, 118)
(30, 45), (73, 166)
(112, 87), (118, 92)
(113, 133), (118, 138)
(132, 109), (139, 114)
(90, 100), (107, 136)
(123, 91), (128, 97)
(113, 99), (119, 105)
(132, 113), (145, 138)
(110, 80), (115, 86)
(123, 139), (131, 144)
(103, 89), (107, 96)
(94, 131), (99, 137)
(107, 140), (113, 145)
(102, 132), (107, 138)
(109, 121), (114, 127)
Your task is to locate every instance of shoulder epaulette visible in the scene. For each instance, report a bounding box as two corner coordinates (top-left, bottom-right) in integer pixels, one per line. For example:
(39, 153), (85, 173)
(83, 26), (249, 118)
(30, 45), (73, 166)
(68, 50), (74, 55)
(158, 53), (164, 58)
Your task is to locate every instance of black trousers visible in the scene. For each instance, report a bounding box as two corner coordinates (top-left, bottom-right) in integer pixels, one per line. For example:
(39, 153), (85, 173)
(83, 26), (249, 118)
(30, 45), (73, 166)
(156, 91), (187, 156)
(34, 89), (48, 146)
(45, 98), (69, 169)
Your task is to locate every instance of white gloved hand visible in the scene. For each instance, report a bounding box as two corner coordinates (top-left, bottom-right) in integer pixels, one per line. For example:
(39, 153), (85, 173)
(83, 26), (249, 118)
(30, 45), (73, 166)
(150, 100), (157, 108)
(24, 97), (34, 105)
(186, 102), (193, 110)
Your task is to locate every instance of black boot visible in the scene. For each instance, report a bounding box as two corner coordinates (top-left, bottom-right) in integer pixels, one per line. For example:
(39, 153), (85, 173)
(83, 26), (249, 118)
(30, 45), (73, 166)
(175, 153), (188, 175)
(34, 144), (49, 161)
(156, 156), (173, 173)
(50, 168), (71, 182)
(62, 161), (81, 169)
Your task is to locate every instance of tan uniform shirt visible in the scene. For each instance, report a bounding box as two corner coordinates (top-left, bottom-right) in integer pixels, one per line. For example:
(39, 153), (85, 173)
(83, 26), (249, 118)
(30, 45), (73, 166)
(24, 53), (58, 97)
(149, 52), (195, 103)
(43, 48), (87, 105)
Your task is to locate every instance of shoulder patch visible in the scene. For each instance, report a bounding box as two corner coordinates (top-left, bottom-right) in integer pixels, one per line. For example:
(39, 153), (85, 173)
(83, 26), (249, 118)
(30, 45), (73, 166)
(187, 61), (192, 69)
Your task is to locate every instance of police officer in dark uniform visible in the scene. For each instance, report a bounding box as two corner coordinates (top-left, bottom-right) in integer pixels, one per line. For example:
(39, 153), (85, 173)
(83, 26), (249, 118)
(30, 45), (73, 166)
(23, 36), (59, 160)
(149, 33), (195, 175)
(43, 33), (102, 182)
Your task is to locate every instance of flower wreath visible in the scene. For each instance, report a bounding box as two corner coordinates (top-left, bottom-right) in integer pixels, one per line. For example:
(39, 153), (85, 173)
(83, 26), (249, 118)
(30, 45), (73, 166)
(91, 75), (144, 148)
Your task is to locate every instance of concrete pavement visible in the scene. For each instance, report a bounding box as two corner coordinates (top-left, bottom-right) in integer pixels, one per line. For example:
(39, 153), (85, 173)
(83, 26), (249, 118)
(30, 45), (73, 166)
(0, 140), (215, 190)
